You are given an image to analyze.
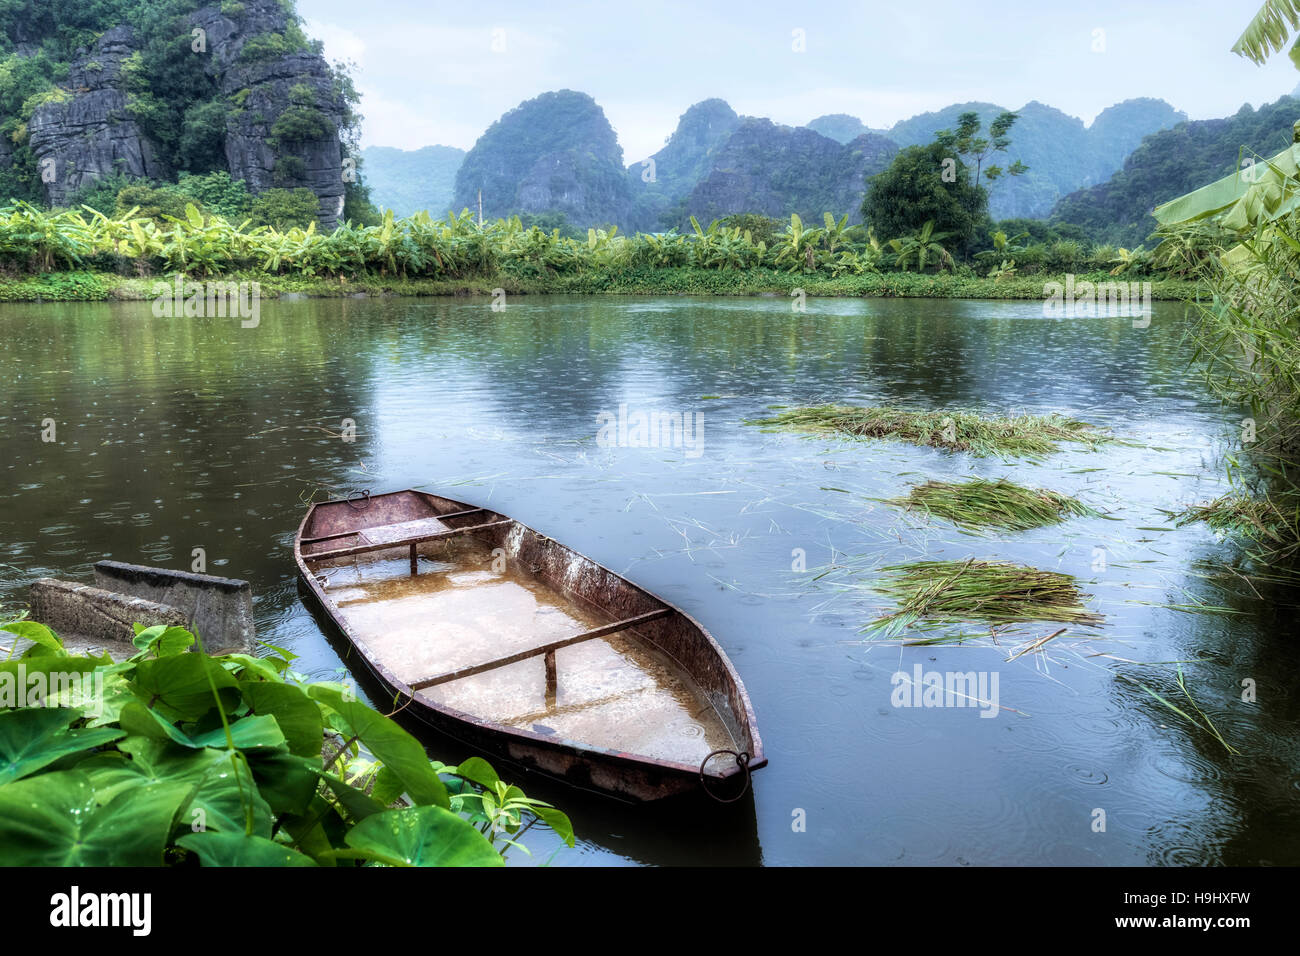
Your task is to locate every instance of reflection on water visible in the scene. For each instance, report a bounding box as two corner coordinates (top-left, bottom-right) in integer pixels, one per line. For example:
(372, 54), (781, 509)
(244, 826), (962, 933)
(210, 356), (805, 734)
(1, 294), (1298, 866)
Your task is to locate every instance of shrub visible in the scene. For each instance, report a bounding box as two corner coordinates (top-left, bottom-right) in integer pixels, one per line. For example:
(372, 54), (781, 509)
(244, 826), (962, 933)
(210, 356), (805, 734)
(248, 187), (319, 229)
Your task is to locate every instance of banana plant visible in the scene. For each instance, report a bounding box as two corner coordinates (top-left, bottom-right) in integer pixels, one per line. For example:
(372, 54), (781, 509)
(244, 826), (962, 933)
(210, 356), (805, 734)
(774, 214), (825, 272)
(889, 220), (954, 273)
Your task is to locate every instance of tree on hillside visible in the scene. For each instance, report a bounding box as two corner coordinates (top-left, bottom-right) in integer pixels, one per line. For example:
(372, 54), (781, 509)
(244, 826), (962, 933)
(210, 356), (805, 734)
(861, 142), (987, 257)
(935, 110), (1029, 190)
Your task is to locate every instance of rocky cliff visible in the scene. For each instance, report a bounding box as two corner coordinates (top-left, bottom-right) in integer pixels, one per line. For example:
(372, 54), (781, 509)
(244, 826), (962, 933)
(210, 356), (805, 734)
(453, 90), (632, 229)
(26, 26), (171, 206)
(682, 119), (898, 225)
(623, 98), (741, 231)
(14, 0), (348, 226)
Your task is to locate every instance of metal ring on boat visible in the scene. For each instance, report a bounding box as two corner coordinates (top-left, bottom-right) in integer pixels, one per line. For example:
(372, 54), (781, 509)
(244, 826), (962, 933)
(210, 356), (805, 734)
(698, 749), (751, 803)
(345, 488), (371, 510)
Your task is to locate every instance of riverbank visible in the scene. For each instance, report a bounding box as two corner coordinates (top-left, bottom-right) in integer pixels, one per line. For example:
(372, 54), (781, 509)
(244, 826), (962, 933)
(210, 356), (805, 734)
(0, 268), (1200, 303)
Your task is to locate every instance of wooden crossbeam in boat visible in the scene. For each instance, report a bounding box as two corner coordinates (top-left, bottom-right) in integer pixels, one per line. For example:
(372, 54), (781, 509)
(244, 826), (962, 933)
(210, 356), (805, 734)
(301, 508), (488, 546)
(303, 518), (513, 561)
(408, 607), (673, 691)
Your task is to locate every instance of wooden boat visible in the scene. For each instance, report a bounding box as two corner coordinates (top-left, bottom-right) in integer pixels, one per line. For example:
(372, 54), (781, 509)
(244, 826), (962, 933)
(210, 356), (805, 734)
(294, 489), (766, 802)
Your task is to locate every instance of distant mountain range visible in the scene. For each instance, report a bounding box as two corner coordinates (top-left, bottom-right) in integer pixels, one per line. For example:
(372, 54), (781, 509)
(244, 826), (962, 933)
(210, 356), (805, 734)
(358, 145), (464, 217)
(625, 100), (897, 231)
(359, 91), (1191, 231)
(813, 98), (1186, 220)
(1050, 94), (1300, 247)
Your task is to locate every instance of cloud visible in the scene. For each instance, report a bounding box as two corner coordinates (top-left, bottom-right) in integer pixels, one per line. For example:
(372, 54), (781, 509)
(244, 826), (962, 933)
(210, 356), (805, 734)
(302, 19), (367, 66)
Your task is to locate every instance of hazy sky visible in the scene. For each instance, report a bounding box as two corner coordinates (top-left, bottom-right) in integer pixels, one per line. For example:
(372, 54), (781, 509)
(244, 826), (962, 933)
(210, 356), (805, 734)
(295, 0), (1300, 161)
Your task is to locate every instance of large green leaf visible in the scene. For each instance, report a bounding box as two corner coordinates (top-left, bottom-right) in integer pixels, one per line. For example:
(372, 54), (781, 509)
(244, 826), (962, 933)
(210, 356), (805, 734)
(241, 681), (324, 757)
(1232, 0), (1300, 66)
(132, 625), (196, 656)
(339, 806), (502, 867)
(0, 770), (189, 866)
(132, 653), (240, 721)
(278, 795), (345, 866)
(243, 749), (320, 816)
(319, 772), (386, 822)
(83, 738), (275, 838)
(188, 714), (287, 750)
(1153, 142), (1300, 231)
(223, 653), (285, 683)
(1, 621), (65, 656)
(308, 685), (448, 808)
(178, 831), (316, 867)
(533, 806), (576, 847)
(0, 708), (124, 786)
(0, 656), (104, 686)
(118, 699), (203, 746)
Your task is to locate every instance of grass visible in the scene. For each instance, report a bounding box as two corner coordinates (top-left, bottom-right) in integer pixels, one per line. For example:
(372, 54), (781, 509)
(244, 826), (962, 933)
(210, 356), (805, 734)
(1117, 665), (1240, 754)
(0, 268), (1200, 303)
(864, 558), (1104, 638)
(1173, 492), (1300, 563)
(885, 477), (1097, 531)
(747, 405), (1113, 459)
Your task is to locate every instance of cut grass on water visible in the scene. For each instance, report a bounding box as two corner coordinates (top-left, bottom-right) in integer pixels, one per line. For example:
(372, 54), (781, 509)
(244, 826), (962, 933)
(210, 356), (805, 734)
(886, 478), (1097, 531)
(1173, 493), (1300, 562)
(864, 558), (1104, 638)
(747, 405), (1112, 458)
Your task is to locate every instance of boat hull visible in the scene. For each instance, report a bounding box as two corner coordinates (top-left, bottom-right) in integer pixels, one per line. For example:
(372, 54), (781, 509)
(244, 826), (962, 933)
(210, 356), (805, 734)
(294, 489), (765, 803)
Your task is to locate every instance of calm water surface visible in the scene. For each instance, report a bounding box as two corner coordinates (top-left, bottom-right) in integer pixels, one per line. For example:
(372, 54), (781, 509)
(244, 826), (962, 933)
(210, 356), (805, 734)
(2, 294), (1298, 866)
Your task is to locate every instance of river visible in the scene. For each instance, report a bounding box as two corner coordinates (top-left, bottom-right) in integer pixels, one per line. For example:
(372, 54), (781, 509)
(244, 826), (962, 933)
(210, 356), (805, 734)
(2, 293), (1297, 865)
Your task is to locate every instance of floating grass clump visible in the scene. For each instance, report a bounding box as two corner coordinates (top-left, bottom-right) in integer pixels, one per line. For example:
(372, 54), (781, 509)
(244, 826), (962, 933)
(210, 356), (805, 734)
(887, 478), (1097, 531)
(865, 558), (1104, 638)
(746, 405), (1110, 458)
(1174, 493), (1299, 561)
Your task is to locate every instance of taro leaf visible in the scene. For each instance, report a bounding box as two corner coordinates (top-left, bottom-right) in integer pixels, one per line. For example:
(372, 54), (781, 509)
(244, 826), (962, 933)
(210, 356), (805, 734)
(370, 765), (406, 807)
(243, 749), (320, 816)
(1, 620), (65, 656)
(118, 700), (202, 747)
(241, 681), (324, 757)
(279, 795), (345, 867)
(534, 806), (576, 847)
(450, 756), (500, 788)
(132, 625), (196, 656)
(81, 738), (274, 838)
(0, 707), (124, 786)
(178, 831), (316, 867)
(319, 772), (386, 822)
(339, 806), (503, 867)
(83, 673), (136, 728)
(223, 653), (285, 683)
(187, 714), (286, 750)
(132, 653), (240, 721)
(118, 701), (285, 751)
(0, 770), (189, 866)
(81, 737), (233, 801)
(182, 759), (276, 839)
(308, 684), (448, 809)
(0, 656), (103, 699)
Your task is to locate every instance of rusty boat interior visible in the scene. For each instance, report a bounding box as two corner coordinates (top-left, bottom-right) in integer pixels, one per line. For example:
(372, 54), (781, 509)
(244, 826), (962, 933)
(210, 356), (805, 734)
(294, 489), (765, 801)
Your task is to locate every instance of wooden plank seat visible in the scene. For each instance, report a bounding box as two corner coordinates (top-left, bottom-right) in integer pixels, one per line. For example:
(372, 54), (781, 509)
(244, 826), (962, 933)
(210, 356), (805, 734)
(303, 517), (513, 562)
(409, 608), (673, 691)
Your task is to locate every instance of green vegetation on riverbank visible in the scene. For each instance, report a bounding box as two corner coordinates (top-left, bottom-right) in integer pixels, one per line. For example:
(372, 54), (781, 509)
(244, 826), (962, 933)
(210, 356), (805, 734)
(0, 201), (1197, 303)
(0, 266), (1199, 303)
(0, 620), (572, 867)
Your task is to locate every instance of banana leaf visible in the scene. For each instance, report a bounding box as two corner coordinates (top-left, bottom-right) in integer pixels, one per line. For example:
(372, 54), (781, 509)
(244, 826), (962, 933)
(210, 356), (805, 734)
(1153, 123), (1300, 231)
